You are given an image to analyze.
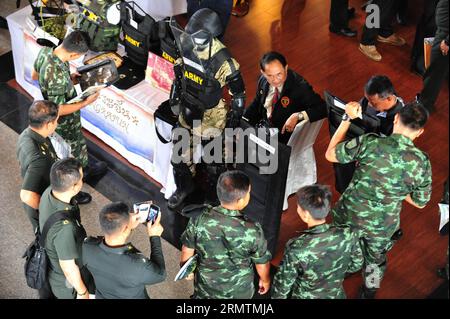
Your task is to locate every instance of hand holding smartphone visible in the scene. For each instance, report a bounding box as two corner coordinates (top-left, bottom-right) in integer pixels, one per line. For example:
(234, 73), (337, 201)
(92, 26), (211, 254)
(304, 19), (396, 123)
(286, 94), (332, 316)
(134, 201), (160, 224)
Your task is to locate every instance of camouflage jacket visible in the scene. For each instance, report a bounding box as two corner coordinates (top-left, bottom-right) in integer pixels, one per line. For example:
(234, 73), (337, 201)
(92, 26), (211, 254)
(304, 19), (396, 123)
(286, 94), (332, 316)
(272, 223), (363, 299)
(180, 205), (272, 299)
(332, 133), (432, 239)
(34, 47), (77, 105)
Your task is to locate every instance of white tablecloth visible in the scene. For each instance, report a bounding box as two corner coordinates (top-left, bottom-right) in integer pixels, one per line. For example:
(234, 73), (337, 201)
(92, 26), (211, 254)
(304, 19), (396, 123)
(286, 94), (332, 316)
(6, 4), (176, 196)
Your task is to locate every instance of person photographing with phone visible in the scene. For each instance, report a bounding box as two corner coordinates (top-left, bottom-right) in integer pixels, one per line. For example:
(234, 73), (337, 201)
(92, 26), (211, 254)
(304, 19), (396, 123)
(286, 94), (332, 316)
(82, 201), (166, 299)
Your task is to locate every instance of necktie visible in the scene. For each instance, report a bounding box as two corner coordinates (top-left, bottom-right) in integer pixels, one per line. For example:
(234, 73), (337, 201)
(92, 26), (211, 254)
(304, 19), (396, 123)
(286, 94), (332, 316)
(272, 87), (280, 107)
(269, 88), (279, 123)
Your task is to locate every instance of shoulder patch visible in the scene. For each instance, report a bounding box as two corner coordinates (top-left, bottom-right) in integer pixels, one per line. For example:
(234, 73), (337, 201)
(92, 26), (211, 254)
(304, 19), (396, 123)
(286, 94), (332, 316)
(346, 138), (359, 150)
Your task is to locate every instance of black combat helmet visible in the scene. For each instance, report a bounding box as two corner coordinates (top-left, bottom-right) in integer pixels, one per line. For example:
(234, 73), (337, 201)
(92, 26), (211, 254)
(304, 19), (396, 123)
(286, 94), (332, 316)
(185, 8), (223, 38)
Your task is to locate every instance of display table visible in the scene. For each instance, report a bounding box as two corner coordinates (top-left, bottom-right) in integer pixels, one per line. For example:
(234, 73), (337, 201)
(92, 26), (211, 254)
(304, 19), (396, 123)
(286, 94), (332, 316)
(6, 4), (177, 197)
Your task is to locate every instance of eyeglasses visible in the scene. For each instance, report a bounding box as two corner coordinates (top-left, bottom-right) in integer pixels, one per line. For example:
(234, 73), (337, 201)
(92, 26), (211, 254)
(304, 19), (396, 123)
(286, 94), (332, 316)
(262, 72), (285, 81)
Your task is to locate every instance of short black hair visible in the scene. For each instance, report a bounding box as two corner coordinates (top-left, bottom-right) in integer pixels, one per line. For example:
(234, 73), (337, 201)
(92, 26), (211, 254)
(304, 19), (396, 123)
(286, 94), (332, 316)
(62, 30), (89, 54)
(99, 202), (131, 236)
(297, 184), (332, 220)
(398, 101), (428, 131)
(217, 170), (251, 205)
(28, 100), (59, 129)
(260, 51), (287, 71)
(50, 158), (82, 193)
(364, 75), (395, 99)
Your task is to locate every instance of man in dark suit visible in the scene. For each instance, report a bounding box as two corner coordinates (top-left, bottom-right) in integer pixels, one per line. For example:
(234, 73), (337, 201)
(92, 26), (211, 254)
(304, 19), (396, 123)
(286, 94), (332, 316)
(243, 51), (327, 145)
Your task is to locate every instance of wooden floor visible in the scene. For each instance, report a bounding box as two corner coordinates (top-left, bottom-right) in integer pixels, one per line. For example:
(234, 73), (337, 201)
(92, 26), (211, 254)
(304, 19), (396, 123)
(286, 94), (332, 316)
(221, 0), (448, 298)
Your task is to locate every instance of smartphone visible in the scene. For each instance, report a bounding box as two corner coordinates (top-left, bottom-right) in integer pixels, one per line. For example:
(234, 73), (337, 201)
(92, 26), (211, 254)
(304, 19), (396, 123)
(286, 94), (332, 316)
(134, 202), (151, 223)
(148, 204), (160, 224)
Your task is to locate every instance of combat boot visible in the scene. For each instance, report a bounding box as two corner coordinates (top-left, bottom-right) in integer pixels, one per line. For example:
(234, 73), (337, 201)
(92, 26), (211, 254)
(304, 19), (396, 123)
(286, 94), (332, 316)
(168, 163), (195, 209)
(358, 285), (378, 299)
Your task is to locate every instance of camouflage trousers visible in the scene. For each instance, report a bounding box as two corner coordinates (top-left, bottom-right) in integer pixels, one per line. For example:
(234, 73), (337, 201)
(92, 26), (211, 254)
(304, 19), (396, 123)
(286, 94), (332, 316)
(359, 234), (394, 290)
(56, 111), (88, 168)
(332, 202), (396, 291)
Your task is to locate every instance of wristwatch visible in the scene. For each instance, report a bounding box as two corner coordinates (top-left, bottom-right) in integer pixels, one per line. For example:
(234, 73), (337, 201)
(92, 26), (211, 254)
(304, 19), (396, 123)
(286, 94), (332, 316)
(342, 113), (351, 122)
(297, 112), (304, 121)
(77, 289), (88, 296)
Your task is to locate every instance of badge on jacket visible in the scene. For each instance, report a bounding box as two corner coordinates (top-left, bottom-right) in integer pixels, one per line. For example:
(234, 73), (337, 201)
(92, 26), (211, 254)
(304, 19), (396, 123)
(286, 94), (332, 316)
(281, 96), (290, 108)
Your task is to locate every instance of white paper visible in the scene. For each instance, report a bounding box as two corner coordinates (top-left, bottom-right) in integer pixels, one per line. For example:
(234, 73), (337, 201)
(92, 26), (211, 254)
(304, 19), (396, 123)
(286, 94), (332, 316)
(439, 203), (449, 232)
(333, 98), (363, 119)
(130, 18), (138, 29)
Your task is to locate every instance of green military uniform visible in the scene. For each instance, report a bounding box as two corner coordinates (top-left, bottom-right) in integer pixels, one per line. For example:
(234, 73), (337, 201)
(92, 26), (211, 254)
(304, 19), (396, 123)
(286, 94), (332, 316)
(34, 47), (89, 168)
(181, 205), (272, 299)
(272, 224), (364, 299)
(16, 127), (58, 231)
(82, 236), (166, 299)
(39, 187), (92, 299)
(332, 133), (432, 287)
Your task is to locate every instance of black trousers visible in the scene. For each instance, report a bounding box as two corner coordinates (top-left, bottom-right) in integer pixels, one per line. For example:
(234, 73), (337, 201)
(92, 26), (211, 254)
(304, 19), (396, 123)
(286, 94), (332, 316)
(411, 0), (438, 72)
(419, 38), (449, 110)
(186, 0), (233, 40)
(361, 0), (397, 45)
(330, 0), (349, 29)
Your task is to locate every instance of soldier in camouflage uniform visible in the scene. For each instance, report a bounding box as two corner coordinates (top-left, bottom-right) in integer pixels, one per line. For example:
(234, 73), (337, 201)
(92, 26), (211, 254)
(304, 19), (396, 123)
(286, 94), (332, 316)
(325, 102), (432, 298)
(180, 170), (271, 298)
(168, 9), (246, 209)
(33, 30), (104, 204)
(272, 185), (364, 299)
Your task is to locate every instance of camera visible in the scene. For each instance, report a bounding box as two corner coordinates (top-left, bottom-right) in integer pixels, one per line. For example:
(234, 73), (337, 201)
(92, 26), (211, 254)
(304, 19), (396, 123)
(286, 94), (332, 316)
(134, 202), (160, 224)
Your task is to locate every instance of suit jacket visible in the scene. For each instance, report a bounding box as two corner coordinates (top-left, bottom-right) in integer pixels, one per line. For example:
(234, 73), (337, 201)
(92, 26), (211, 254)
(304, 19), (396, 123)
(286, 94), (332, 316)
(360, 97), (404, 136)
(243, 69), (327, 144)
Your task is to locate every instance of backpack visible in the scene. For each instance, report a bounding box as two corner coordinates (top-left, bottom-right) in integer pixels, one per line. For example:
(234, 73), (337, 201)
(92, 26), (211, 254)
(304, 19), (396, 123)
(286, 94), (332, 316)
(22, 211), (71, 289)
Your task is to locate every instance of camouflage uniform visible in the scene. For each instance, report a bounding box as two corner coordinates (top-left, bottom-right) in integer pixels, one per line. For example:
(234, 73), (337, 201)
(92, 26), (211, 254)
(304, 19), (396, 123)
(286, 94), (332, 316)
(34, 47), (89, 168)
(272, 224), (364, 299)
(173, 39), (239, 174)
(332, 133), (432, 288)
(180, 205), (272, 299)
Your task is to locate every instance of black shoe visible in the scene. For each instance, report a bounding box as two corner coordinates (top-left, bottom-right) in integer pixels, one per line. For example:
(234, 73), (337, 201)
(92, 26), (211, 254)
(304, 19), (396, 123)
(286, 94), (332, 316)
(358, 286), (377, 299)
(361, 0), (373, 11)
(410, 64), (425, 77)
(329, 25), (357, 37)
(347, 7), (356, 19)
(391, 228), (403, 241)
(169, 163), (196, 210)
(437, 268), (448, 280)
(83, 161), (108, 182)
(396, 12), (407, 26)
(168, 188), (194, 209)
(73, 191), (92, 205)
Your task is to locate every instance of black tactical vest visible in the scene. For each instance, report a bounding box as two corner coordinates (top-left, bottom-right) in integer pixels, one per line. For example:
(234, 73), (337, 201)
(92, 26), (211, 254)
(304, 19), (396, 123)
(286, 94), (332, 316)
(180, 47), (232, 110)
(158, 18), (179, 65)
(120, 1), (159, 66)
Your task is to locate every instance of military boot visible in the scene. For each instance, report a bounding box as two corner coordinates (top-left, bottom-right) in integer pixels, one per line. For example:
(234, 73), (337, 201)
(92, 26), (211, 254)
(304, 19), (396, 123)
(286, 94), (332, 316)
(168, 163), (195, 209)
(204, 165), (227, 206)
(358, 285), (378, 299)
